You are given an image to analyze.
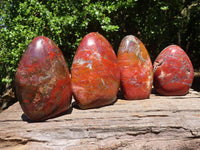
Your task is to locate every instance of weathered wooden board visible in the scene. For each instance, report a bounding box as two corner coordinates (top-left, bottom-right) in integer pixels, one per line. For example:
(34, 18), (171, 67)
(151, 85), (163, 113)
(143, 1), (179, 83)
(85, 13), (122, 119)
(0, 89), (200, 150)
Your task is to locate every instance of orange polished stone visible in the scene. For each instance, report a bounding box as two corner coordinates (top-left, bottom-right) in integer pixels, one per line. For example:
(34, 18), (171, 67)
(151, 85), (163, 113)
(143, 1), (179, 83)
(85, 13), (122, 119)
(117, 35), (153, 100)
(153, 45), (194, 96)
(71, 32), (120, 109)
(15, 36), (72, 121)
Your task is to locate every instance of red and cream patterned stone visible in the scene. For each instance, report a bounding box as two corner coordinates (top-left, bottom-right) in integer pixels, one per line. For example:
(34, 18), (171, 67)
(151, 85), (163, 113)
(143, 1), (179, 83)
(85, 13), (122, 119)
(71, 32), (120, 109)
(15, 36), (72, 121)
(153, 45), (194, 96)
(117, 35), (153, 100)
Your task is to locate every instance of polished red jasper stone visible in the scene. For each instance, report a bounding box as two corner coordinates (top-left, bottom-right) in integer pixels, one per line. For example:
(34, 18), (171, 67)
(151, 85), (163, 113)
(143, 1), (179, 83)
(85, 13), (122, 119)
(71, 32), (120, 109)
(153, 45), (194, 96)
(15, 36), (72, 121)
(117, 35), (153, 100)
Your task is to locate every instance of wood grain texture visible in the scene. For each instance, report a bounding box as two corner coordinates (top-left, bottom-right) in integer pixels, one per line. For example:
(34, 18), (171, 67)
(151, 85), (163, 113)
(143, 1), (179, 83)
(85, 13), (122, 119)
(0, 89), (200, 150)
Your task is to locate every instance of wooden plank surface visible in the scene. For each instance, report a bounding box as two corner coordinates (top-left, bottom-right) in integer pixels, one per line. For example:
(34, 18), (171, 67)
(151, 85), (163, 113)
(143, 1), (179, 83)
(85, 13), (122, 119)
(0, 89), (200, 150)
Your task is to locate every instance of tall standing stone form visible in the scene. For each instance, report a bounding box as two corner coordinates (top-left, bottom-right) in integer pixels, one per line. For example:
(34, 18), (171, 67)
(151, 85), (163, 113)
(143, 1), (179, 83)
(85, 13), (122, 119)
(71, 32), (120, 109)
(153, 45), (194, 95)
(15, 36), (72, 121)
(117, 35), (153, 100)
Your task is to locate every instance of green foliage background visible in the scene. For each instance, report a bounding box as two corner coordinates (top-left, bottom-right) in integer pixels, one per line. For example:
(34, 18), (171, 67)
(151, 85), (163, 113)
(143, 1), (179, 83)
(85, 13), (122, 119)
(0, 0), (199, 94)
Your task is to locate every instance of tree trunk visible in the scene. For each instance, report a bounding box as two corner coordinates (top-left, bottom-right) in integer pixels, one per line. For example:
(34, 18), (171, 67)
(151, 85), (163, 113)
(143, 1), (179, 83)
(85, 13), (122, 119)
(0, 89), (200, 150)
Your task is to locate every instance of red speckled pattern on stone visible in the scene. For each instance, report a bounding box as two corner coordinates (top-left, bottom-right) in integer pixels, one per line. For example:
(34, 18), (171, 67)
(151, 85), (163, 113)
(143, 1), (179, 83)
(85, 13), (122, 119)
(71, 32), (120, 109)
(117, 35), (153, 100)
(153, 45), (194, 96)
(15, 36), (72, 121)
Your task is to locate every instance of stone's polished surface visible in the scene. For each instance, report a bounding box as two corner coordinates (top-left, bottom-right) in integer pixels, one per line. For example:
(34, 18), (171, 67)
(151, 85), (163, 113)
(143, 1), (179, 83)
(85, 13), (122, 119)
(71, 32), (120, 109)
(117, 35), (153, 100)
(153, 45), (194, 96)
(15, 36), (72, 121)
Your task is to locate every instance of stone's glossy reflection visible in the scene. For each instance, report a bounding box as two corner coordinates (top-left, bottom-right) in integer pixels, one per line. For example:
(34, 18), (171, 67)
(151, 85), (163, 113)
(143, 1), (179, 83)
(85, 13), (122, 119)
(71, 32), (120, 109)
(117, 35), (153, 100)
(15, 36), (72, 121)
(153, 45), (194, 96)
